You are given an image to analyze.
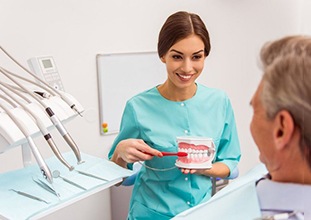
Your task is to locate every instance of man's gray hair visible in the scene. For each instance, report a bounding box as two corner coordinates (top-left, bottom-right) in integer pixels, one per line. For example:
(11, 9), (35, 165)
(260, 35), (311, 169)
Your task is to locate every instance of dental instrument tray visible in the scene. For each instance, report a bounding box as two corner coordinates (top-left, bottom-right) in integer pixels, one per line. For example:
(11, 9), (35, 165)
(0, 152), (133, 220)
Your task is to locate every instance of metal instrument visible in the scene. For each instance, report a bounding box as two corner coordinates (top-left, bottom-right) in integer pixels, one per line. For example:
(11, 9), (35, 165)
(76, 170), (108, 181)
(53, 170), (86, 190)
(10, 189), (50, 204)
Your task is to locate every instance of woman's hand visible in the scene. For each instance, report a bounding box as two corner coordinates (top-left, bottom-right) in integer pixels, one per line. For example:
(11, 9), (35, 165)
(180, 168), (200, 175)
(180, 163), (230, 178)
(180, 168), (208, 175)
(111, 139), (162, 168)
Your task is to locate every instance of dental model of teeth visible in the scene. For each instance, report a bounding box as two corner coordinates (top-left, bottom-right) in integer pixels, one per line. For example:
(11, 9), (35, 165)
(175, 137), (215, 169)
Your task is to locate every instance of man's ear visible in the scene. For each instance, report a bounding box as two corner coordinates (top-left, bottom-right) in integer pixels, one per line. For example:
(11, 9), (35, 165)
(273, 110), (295, 150)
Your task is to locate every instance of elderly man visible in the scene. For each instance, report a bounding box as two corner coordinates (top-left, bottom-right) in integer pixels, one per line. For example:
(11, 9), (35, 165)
(173, 35), (311, 220)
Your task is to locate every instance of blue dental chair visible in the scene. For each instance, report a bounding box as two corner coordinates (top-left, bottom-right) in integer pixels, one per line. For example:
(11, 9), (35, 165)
(211, 167), (239, 196)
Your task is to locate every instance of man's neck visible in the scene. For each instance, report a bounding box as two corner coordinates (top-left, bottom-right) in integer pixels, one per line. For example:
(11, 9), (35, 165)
(270, 163), (311, 184)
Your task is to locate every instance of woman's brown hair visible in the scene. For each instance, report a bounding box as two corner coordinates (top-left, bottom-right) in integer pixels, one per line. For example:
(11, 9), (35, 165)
(157, 11), (211, 58)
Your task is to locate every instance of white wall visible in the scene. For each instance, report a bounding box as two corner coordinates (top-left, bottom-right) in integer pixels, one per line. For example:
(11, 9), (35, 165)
(0, 0), (310, 219)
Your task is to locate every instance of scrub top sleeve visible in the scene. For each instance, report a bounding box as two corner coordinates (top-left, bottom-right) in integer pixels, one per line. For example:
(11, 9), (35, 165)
(216, 97), (241, 172)
(108, 101), (140, 170)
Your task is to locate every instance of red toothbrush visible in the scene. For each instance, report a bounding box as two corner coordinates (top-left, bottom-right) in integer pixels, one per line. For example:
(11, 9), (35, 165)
(145, 152), (188, 157)
(161, 152), (188, 157)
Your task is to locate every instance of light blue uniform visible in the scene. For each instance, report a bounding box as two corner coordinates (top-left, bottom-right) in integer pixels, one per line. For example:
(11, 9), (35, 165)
(108, 83), (241, 219)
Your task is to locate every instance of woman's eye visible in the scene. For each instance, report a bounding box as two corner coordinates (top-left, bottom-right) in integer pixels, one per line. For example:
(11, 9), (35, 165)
(172, 55), (182, 60)
(193, 55), (203, 60)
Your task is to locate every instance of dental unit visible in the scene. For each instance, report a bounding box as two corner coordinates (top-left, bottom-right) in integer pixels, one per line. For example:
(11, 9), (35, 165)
(0, 82), (74, 171)
(0, 46), (82, 117)
(0, 46), (84, 186)
(0, 66), (83, 165)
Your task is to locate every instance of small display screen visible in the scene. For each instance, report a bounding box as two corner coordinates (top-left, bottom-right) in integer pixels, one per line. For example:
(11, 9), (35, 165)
(41, 59), (53, 69)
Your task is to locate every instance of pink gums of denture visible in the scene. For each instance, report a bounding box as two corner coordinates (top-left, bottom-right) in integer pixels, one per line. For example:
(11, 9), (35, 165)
(177, 142), (213, 164)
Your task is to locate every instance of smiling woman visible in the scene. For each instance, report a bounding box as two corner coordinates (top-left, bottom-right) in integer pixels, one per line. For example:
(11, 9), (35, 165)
(108, 11), (241, 220)
(158, 35), (206, 101)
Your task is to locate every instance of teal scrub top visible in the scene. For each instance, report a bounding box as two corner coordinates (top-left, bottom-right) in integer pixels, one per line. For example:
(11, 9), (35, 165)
(108, 83), (241, 220)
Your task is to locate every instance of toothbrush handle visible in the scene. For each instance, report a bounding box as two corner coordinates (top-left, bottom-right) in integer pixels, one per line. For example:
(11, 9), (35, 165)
(162, 152), (188, 157)
(161, 152), (176, 156)
(145, 152), (187, 157)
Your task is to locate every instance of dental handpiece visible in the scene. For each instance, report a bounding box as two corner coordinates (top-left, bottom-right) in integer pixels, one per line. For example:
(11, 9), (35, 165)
(45, 107), (83, 164)
(44, 133), (74, 170)
(0, 102), (53, 183)
(0, 67), (83, 164)
(0, 83), (74, 171)
(26, 136), (53, 183)
(33, 117), (74, 170)
(27, 114), (75, 171)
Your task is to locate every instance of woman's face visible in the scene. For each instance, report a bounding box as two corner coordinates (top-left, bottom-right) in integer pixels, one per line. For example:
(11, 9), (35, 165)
(161, 34), (206, 89)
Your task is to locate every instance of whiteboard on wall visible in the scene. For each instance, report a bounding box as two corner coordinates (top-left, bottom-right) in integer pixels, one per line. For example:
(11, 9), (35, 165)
(96, 52), (166, 135)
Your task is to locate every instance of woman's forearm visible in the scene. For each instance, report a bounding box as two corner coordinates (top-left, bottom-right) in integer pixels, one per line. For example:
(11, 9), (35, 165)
(199, 162), (230, 178)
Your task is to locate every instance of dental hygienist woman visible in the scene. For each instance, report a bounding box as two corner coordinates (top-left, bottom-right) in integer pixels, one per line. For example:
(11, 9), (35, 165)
(108, 11), (241, 219)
